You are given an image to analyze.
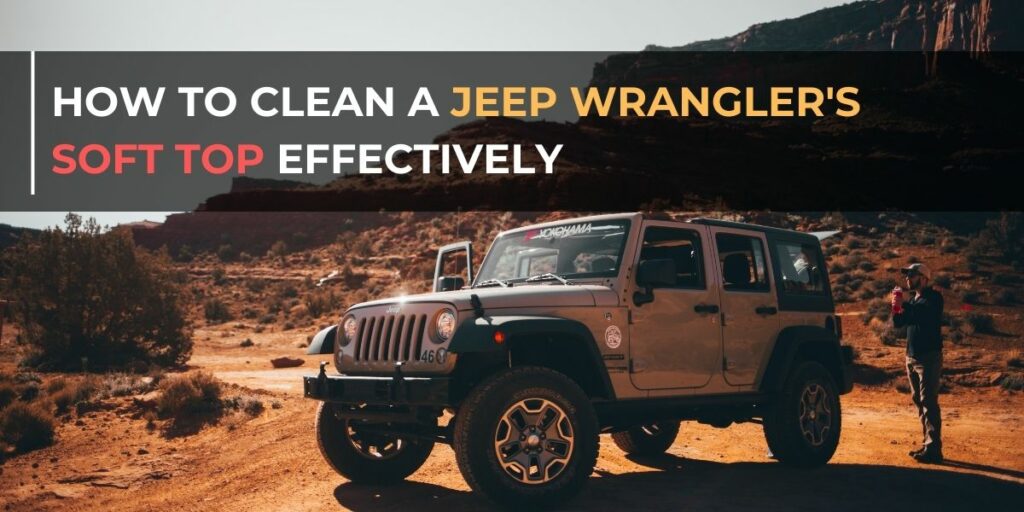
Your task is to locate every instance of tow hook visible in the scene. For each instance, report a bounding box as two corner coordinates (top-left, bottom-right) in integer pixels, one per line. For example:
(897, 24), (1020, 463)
(317, 361), (328, 396)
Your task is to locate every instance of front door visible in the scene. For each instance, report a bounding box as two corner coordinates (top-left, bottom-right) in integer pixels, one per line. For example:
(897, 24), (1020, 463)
(629, 222), (722, 390)
(709, 228), (781, 386)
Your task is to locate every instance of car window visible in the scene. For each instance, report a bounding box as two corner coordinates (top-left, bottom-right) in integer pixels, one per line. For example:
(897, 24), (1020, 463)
(775, 241), (825, 294)
(639, 227), (705, 289)
(715, 233), (770, 292)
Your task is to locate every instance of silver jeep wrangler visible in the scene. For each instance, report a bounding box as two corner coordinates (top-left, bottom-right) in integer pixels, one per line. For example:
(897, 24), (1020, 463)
(304, 213), (853, 507)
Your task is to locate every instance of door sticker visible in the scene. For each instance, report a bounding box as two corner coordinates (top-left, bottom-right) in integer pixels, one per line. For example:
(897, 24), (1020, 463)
(605, 325), (622, 349)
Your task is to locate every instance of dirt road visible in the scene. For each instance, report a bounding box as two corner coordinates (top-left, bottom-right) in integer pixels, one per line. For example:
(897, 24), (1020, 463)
(2, 335), (1023, 511)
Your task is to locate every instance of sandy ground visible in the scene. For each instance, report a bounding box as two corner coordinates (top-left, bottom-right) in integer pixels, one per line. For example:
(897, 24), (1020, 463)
(2, 330), (1023, 511)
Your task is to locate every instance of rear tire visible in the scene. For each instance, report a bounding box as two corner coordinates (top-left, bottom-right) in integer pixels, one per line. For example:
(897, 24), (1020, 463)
(453, 366), (599, 508)
(762, 361), (841, 467)
(611, 421), (680, 456)
(315, 402), (435, 484)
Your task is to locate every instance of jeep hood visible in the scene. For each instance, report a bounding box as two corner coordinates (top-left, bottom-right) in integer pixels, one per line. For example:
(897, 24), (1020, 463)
(349, 284), (618, 312)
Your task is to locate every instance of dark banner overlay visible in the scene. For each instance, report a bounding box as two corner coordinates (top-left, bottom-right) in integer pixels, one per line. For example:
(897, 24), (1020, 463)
(1, 51), (1021, 212)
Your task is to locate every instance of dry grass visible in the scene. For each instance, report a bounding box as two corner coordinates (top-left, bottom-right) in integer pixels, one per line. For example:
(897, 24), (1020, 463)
(0, 401), (56, 453)
(50, 376), (101, 415)
(156, 372), (223, 419)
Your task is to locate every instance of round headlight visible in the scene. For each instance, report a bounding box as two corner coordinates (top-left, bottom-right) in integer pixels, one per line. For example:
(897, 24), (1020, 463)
(341, 316), (358, 346)
(435, 310), (456, 342)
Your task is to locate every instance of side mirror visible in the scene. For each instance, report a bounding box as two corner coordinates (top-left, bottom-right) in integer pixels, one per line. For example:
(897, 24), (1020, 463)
(436, 275), (465, 292)
(634, 259), (676, 306)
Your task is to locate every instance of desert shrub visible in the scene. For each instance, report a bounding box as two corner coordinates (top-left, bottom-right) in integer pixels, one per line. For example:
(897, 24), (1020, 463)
(211, 267), (227, 285)
(964, 312), (995, 334)
(966, 213), (1023, 266)
(881, 250), (898, 260)
(103, 373), (155, 397)
(224, 395), (264, 416)
(0, 382), (18, 410)
(948, 330), (965, 344)
(267, 240), (289, 260)
(4, 214), (192, 370)
(992, 274), (1019, 286)
(993, 289), (1016, 306)
(1000, 374), (1024, 391)
(907, 255), (920, 264)
(940, 239), (959, 253)
(304, 289), (338, 319)
(176, 244), (195, 263)
(846, 238), (865, 250)
(239, 338), (254, 348)
(258, 313), (276, 325)
(1006, 350), (1024, 369)
(871, 321), (906, 347)
(51, 376), (100, 414)
(156, 372), (222, 418)
(958, 289), (983, 305)
(277, 283), (299, 299)
(832, 288), (851, 303)
(216, 244), (238, 262)
(863, 300), (892, 325)
(0, 401), (56, 452)
(245, 279), (267, 294)
(203, 298), (233, 323)
(857, 261), (877, 272)
(13, 372), (41, 384)
(829, 261), (846, 274)
(933, 274), (952, 289)
(846, 253), (866, 268)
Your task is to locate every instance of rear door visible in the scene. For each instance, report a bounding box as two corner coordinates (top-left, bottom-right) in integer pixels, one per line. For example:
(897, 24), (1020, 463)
(628, 221), (722, 390)
(709, 227), (781, 387)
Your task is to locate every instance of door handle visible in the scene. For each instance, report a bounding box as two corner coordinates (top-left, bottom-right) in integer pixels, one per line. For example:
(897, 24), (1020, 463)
(755, 306), (778, 315)
(694, 303), (720, 314)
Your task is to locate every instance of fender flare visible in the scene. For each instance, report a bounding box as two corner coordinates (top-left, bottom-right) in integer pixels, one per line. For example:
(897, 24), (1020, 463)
(448, 315), (614, 398)
(306, 325), (337, 355)
(759, 325), (851, 394)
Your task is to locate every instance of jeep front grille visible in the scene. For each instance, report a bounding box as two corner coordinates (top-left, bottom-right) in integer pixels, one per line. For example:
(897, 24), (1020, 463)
(353, 314), (427, 362)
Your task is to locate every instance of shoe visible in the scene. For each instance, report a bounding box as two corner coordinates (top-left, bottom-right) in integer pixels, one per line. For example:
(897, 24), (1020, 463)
(908, 447), (925, 457)
(912, 448), (944, 464)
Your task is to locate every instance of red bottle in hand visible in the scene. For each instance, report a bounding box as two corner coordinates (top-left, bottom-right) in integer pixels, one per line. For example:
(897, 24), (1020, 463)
(892, 286), (904, 315)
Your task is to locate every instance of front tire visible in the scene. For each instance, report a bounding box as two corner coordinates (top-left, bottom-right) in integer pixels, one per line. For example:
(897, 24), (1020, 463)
(762, 361), (842, 467)
(453, 366), (599, 508)
(315, 402), (435, 484)
(612, 421), (680, 456)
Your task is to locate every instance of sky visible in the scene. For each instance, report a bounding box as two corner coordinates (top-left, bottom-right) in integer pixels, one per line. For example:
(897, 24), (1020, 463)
(0, 0), (851, 229)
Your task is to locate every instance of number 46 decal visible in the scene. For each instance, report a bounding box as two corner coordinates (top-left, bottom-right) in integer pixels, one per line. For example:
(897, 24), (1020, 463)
(420, 348), (448, 364)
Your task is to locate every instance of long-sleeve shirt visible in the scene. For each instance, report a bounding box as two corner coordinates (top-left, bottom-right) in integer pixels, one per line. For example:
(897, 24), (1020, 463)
(892, 287), (944, 357)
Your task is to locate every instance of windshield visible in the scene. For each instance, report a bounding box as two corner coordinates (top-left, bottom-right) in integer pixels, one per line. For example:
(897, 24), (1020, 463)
(475, 220), (631, 284)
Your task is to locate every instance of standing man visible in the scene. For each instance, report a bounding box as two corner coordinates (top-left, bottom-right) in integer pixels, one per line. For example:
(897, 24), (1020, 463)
(892, 263), (945, 463)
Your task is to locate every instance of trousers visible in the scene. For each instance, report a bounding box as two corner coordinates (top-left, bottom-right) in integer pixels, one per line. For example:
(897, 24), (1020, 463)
(906, 351), (942, 449)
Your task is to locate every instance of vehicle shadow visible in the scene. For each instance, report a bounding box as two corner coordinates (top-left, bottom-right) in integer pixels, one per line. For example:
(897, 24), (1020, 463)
(332, 454), (1024, 511)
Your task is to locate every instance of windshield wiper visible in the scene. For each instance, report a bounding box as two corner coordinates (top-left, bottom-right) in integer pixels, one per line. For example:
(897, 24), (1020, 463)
(524, 273), (574, 285)
(474, 278), (511, 288)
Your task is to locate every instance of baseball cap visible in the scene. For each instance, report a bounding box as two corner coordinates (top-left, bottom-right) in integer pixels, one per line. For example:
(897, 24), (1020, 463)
(900, 263), (931, 280)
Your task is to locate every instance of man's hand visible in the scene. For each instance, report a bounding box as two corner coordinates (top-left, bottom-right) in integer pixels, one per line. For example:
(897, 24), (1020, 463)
(891, 288), (904, 312)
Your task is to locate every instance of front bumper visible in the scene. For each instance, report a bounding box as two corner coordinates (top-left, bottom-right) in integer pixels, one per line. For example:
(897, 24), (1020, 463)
(303, 367), (453, 406)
